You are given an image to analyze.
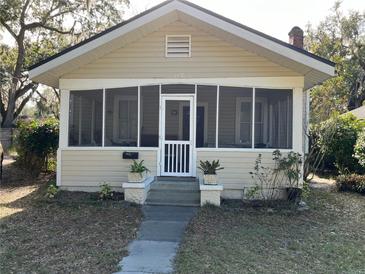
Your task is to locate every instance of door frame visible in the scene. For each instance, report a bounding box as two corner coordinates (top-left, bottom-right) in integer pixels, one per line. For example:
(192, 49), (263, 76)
(159, 94), (196, 177)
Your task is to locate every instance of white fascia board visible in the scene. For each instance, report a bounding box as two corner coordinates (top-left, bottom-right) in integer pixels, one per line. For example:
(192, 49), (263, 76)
(173, 1), (335, 77)
(29, 2), (179, 79)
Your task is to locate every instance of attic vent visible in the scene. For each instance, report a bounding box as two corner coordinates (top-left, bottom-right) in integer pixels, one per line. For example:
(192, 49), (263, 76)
(166, 35), (191, 57)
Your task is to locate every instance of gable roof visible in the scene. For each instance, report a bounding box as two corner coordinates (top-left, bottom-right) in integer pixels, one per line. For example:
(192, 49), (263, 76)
(29, 0), (335, 89)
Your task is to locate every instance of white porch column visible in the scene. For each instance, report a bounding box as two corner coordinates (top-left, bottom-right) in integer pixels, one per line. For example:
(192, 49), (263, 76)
(57, 89), (70, 186)
(59, 90), (70, 148)
(292, 87), (303, 153)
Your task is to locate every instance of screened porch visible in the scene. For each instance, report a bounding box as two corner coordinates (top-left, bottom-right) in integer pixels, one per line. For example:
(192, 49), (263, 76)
(67, 84), (293, 150)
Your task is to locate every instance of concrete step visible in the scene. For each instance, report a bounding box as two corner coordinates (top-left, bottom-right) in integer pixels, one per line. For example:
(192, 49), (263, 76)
(147, 190), (200, 200)
(146, 192), (200, 207)
(150, 184), (199, 191)
(146, 178), (201, 207)
(156, 176), (198, 182)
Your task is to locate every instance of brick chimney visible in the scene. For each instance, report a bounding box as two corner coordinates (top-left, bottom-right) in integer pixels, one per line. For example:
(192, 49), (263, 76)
(288, 26), (304, 49)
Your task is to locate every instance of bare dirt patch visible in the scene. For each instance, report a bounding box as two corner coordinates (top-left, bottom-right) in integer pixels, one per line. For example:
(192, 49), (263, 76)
(0, 161), (142, 274)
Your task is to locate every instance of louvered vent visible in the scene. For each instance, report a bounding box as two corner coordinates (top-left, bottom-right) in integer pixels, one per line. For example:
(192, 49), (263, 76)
(166, 35), (191, 57)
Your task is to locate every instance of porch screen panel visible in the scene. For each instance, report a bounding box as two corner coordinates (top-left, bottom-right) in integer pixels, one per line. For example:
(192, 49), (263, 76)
(254, 89), (293, 149)
(69, 90), (103, 146)
(105, 87), (138, 147)
(196, 85), (217, 148)
(140, 85), (159, 147)
(218, 86), (253, 148)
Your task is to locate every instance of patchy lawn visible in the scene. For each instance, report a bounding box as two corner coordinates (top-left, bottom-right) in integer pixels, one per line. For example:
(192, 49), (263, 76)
(0, 160), (142, 274)
(175, 191), (365, 274)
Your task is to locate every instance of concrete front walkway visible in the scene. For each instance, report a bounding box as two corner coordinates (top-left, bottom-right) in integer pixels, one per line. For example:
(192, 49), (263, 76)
(116, 205), (197, 274)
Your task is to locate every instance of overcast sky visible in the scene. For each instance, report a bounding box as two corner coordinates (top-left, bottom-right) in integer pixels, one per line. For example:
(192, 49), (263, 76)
(1, 0), (364, 44)
(125, 0), (364, 41)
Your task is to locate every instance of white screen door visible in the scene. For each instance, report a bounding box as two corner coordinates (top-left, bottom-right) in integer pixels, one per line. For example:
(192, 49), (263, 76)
(161, 96), (193, 176)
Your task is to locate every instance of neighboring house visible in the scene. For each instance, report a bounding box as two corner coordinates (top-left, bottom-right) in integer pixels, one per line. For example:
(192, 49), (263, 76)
(349, 105), (365, 120)
(29, 0), (334, 202)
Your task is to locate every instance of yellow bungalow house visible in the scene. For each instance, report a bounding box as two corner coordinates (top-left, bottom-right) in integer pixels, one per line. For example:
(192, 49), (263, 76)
(29, 0), (335, 206)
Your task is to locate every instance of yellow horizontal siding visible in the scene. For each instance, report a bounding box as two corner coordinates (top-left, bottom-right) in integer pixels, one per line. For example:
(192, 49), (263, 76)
(63, 20), (299, 79)
(197, 151), (276, 190)
(61, 150), (157, 187)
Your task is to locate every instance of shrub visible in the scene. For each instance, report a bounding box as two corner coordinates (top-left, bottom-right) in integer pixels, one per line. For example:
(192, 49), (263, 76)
(249, 150), (303, 201)
(304, 124), (336, 179)
(99, 183), (113, 200)
(318, 113), (365, 174)
(336, 174), (365, 194)
(274, 150), (302, 188)
(45, 182), (59, 199)
(354, 129), (365, 168)
(15, 118), (59, 177)
(130, 160), (150, 174)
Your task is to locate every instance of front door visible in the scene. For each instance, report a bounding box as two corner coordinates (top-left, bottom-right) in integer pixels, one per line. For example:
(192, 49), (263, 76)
(161, 95), (193, 176)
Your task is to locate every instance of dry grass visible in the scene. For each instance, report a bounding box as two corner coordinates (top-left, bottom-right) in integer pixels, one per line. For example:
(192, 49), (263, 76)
(0, 160), (142, 274)
(175, 190), (365, 274)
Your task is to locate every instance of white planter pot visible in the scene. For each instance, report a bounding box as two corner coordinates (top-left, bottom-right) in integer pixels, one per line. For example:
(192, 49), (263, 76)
(203, 174), (218, 185)
(128, 172), (146, 183)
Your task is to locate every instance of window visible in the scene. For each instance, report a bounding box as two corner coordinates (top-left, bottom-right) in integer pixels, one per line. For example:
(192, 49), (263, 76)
(166, 35), (191, 57)
(235, 98), (252, 146)
(105, 87), (138, 147)
(196, 85), (217, 148)
(219, 86), (253, 148)
(68, 90), (103, 146)
(254, 99), (267, 146)
(254, 89), (293, 149)
(140, 86), (159, 147)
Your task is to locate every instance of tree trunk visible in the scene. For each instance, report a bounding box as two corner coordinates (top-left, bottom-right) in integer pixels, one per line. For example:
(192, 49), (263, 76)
(1, 30), (25, 128)
(2, 92), (16, 128)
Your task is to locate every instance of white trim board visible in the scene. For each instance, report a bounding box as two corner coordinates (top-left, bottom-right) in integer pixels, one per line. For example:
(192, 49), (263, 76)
(59, 77), (305, 90)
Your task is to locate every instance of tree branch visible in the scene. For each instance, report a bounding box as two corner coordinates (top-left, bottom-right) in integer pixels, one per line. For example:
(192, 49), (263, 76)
(20, 0), (32, 26)
(52, 88), (60, 101)
(15, 82), (36, 99)
(0, 19), (17, 39)
(25, 21), (75, 34)
(14, 89), (36, 120)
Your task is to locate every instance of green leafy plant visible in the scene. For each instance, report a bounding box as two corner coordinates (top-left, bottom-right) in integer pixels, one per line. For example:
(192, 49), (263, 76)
(318, 113), (365, 174)
(249, 150), (303, 201)
(274, 150), (303, 188)
(99, 183), (113, 200)
(45, 182), (59, 199)
(354, 129), (365, 168)
(198, 160), (224, 175)
(245, 185), (260, 199)
(130, 160), (150, 174)
(14, 118), (59, 177)
(336, 174), (365, 194)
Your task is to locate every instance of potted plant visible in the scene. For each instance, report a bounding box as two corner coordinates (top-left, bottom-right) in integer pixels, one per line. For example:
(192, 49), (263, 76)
(128, 160), (150, 183)
(274, 150), (303, 201)
(198, 160), (224, 185)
